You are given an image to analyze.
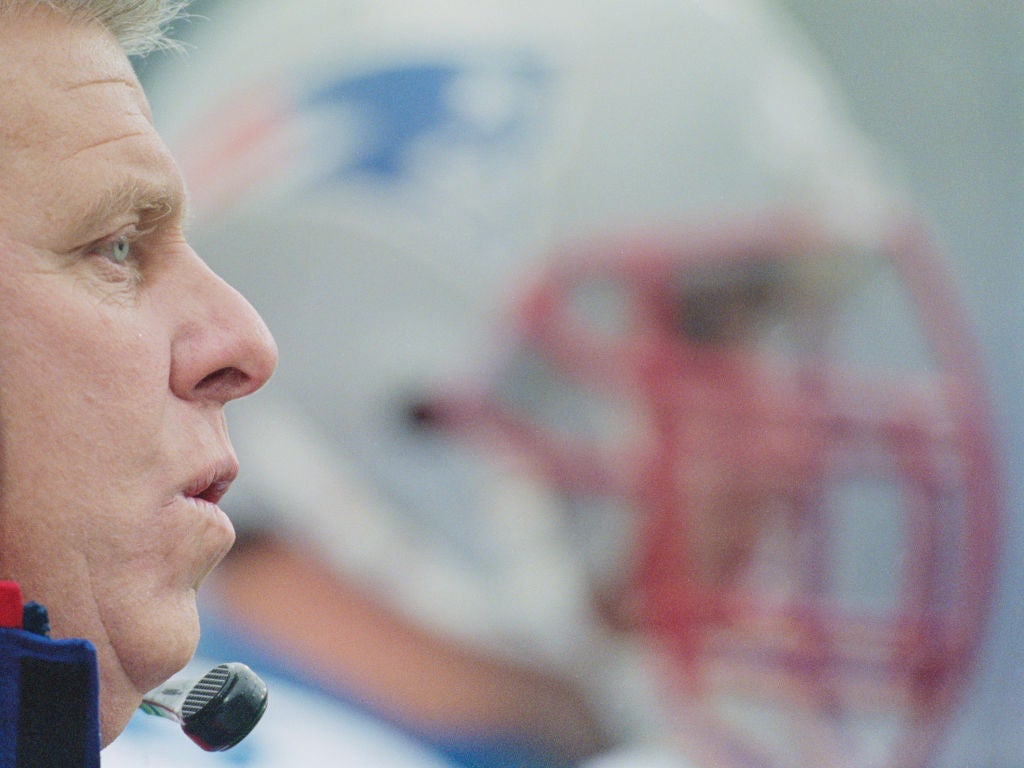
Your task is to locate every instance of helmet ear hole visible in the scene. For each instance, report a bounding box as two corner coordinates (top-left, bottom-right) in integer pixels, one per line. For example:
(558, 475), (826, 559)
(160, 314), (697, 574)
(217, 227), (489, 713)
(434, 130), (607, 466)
(402, 395), (444, 430)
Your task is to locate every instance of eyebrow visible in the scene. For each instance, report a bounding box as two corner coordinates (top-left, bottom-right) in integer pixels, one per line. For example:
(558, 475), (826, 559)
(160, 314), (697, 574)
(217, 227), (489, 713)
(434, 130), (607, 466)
(69, 177), (188, 244)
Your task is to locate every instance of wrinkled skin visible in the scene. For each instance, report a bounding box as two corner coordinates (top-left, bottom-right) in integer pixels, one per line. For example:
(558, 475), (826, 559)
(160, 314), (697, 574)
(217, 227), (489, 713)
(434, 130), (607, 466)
(0, 7), (277, 746)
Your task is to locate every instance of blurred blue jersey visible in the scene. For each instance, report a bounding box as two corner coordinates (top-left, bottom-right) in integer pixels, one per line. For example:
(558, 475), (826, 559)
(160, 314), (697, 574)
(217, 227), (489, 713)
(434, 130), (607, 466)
(103, 608), (575, 768)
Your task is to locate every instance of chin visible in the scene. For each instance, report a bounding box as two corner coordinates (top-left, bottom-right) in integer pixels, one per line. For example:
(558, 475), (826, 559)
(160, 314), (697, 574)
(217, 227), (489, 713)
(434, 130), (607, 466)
(123, 592), (202, 689)
(100, 599), (202, 747)
(151, 597), (203, 679)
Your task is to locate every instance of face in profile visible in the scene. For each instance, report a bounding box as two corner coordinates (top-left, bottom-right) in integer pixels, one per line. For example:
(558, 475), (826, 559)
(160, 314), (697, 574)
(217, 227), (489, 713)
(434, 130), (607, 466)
(0, 6), (277, 745)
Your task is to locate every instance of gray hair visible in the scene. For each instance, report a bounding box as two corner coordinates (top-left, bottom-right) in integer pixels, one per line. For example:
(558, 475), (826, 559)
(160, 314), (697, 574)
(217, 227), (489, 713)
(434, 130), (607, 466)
(0, 0), (191, 56)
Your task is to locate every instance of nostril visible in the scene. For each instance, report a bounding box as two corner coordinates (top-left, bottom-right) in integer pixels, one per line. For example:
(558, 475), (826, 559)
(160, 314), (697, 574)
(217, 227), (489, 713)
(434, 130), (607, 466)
(194, 366), (250, 397)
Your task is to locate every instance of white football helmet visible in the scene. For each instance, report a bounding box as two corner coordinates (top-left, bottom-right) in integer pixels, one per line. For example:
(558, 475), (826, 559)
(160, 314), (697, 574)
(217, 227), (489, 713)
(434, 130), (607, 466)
(143, 0), (1000, 765)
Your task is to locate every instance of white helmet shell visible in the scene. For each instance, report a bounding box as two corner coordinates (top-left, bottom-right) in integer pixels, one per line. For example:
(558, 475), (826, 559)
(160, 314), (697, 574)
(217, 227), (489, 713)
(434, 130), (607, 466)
(143, 0), (998, 762)
(144, 0), (901, 687)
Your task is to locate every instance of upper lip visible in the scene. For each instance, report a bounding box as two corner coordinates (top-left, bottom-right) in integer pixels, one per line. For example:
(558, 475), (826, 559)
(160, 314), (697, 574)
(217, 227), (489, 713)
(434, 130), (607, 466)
(184, 457), (239, 505)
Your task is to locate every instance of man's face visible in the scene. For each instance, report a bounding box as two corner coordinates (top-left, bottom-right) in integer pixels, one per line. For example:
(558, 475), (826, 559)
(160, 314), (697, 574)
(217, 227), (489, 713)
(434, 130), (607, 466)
(0, 7), (277, 745)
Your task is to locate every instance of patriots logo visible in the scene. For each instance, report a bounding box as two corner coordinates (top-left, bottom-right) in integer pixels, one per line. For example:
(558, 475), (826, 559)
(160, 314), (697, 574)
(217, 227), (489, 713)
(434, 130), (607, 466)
(180, 56), (551, 217)
(307, 62), (545, 182)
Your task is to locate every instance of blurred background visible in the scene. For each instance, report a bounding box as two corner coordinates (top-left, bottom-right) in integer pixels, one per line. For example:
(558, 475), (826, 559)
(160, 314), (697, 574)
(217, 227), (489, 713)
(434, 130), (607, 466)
(121, 2), (1022, 766)
(768, 4), (1022, 766)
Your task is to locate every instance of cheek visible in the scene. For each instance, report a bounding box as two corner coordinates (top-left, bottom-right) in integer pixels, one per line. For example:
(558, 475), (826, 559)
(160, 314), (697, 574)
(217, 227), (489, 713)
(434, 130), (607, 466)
(1, 332), (169, 521)
(85, 506), (201, 602)
(0, 278), (168, 411)
(0, 282), (176, 597)
(7, 292), (168, 446)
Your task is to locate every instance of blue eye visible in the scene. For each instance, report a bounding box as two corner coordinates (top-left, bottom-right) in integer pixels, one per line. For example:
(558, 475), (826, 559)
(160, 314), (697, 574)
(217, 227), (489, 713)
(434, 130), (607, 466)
(107, 235), (132, 264)
(87, 233), (135, 266)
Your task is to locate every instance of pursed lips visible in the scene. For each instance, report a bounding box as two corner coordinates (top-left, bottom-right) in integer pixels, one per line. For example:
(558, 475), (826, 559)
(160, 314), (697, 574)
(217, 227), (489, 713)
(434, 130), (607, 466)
(183, 459), (239, 506)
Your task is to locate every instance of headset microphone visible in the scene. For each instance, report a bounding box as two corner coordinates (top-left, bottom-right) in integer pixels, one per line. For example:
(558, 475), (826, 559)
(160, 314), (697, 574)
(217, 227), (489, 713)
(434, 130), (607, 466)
(139, 662), (269, 751)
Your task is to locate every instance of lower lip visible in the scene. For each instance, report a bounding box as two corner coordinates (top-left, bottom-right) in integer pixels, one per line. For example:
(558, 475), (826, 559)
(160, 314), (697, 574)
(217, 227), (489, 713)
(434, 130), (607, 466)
(184, 495), (234, 530)
(179, 497), (236, 588)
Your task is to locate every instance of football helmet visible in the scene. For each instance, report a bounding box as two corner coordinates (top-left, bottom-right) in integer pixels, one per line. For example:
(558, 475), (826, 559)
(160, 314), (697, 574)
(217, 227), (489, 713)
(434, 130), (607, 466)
(143, 0), (1000, 765)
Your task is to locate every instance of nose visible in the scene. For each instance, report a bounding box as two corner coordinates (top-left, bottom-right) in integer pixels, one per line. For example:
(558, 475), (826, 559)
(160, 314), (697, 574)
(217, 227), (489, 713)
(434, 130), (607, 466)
(169, 249), (278, 404)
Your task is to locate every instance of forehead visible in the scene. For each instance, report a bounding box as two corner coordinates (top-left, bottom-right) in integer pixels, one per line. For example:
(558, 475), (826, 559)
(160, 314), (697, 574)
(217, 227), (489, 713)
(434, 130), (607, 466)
(0, 7), (181, 242)
(0, 6), (144, 136)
